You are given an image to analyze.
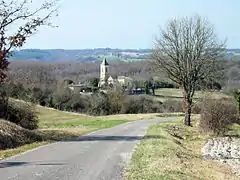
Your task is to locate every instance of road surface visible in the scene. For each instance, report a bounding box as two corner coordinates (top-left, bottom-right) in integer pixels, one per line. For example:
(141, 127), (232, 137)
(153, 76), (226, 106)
(0, 117), (176, 180)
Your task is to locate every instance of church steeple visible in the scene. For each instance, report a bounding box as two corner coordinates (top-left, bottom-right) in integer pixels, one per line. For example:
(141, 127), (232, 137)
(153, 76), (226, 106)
(98, 58), (110, 87)
(101, 58), (109, 66)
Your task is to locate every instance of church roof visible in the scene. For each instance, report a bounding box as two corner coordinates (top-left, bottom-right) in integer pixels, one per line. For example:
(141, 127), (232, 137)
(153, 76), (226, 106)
(101, 58), (109, 65)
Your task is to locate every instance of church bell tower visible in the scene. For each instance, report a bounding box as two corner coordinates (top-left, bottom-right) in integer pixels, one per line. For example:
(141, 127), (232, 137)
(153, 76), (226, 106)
(99, 58), (109, 87)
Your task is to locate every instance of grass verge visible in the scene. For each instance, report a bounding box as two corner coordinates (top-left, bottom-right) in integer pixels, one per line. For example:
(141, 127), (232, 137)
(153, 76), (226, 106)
(39, 119), (130, 128)
(126, 117), (238, 180)
(0, 142), (48, 159)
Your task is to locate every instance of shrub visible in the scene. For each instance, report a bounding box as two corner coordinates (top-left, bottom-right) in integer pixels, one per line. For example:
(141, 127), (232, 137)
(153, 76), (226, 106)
(0, 120), (42, 150)
(200, 98), (237, 135)
(232, 89), (240, 114)
(120, 96), (140, 114)
(192, 102), (202, 114)
(162, 99), (183, 113)
(88, 92), (110, 115)
(65, 94), (89, 113)
(107, 91), (125, 114)
(52, 88), (73, 110)
(7, 82), (28, 99)
(6, 101), (38, 130)
(120, 95), (163, 114)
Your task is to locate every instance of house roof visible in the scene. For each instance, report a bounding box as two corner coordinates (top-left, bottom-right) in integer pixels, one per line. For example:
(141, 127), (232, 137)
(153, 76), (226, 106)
(101, 58), (109, 66)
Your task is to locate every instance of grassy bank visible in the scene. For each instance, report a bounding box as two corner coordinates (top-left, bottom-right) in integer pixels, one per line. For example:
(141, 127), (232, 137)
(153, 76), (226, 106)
(0, 97), (186, 159)
(0, 119), (129, 159)
(1, 104), (184, 159)
(126, 117), (239, 180)
(0, 105), (132, 159)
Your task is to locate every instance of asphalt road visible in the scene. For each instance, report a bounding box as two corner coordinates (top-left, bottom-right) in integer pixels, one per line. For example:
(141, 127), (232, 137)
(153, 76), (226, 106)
(0, 117), (176, 180)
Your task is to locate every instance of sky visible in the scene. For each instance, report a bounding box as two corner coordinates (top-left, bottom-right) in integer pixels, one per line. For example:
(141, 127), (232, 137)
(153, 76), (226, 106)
(23, 0), (239, 49)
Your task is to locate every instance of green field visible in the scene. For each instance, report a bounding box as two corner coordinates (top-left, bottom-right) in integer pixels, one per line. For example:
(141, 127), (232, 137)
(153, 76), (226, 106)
(102, 55), (146, 62)
(37, 105), (169, 125)
(155, 88), (230, 102)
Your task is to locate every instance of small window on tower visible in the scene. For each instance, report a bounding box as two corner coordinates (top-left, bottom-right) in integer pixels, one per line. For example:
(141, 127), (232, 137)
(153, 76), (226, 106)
(106, 68), (108, 73)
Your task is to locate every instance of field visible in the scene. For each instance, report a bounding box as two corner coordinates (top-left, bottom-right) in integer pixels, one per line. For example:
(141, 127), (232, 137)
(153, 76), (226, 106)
(103, 55), (145, 62)
(126, 117), (240, 180)
(37, 105), (184, 127)
(154, 88), (230, 102)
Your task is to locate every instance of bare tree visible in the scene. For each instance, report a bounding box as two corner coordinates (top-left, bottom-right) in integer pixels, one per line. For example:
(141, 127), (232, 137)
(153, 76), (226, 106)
(151, 15), (225, 126)
(0, 0), (58, 117)
(0, 0), (58, 82)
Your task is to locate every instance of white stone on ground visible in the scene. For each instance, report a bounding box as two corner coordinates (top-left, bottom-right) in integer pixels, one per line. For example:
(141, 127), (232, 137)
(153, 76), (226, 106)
(202, 137), (240, 176)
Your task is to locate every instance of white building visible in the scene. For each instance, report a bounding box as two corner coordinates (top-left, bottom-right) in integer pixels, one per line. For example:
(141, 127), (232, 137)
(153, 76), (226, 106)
(98, 58), (135, 90)
(98, 58), (110, 87)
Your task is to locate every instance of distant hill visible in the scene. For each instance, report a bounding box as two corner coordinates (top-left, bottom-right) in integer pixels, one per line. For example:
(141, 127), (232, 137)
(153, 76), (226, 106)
(9, 48), (239, 62)
(9, 48), (151, 62)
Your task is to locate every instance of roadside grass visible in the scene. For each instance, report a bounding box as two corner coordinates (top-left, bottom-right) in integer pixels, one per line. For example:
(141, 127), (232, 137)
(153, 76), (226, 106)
(226, 123), (240, 138)
(39, 119), (130, 129)
(126, 116), (238, 180)
(0, 142), (49, 159)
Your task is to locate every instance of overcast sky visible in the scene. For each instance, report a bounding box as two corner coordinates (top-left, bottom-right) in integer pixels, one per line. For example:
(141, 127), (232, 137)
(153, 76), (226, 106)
(23, 0), (239, 49)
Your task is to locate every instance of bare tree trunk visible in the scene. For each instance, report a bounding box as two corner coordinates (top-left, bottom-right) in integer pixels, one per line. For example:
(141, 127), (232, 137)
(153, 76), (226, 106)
(179, 82), (187, 113)
(184, 98), (192, 126)
(182, 91), (187, 113)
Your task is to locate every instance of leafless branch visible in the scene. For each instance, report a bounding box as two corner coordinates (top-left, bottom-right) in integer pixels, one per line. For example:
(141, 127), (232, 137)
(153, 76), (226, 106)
(0, 0), (59, 82)
(151, 15), (226, 126)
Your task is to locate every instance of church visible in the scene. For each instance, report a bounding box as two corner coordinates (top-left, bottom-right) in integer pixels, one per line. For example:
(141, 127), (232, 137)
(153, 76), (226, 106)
(98, 58), (135, 90)
(68, 58), (135, 93)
